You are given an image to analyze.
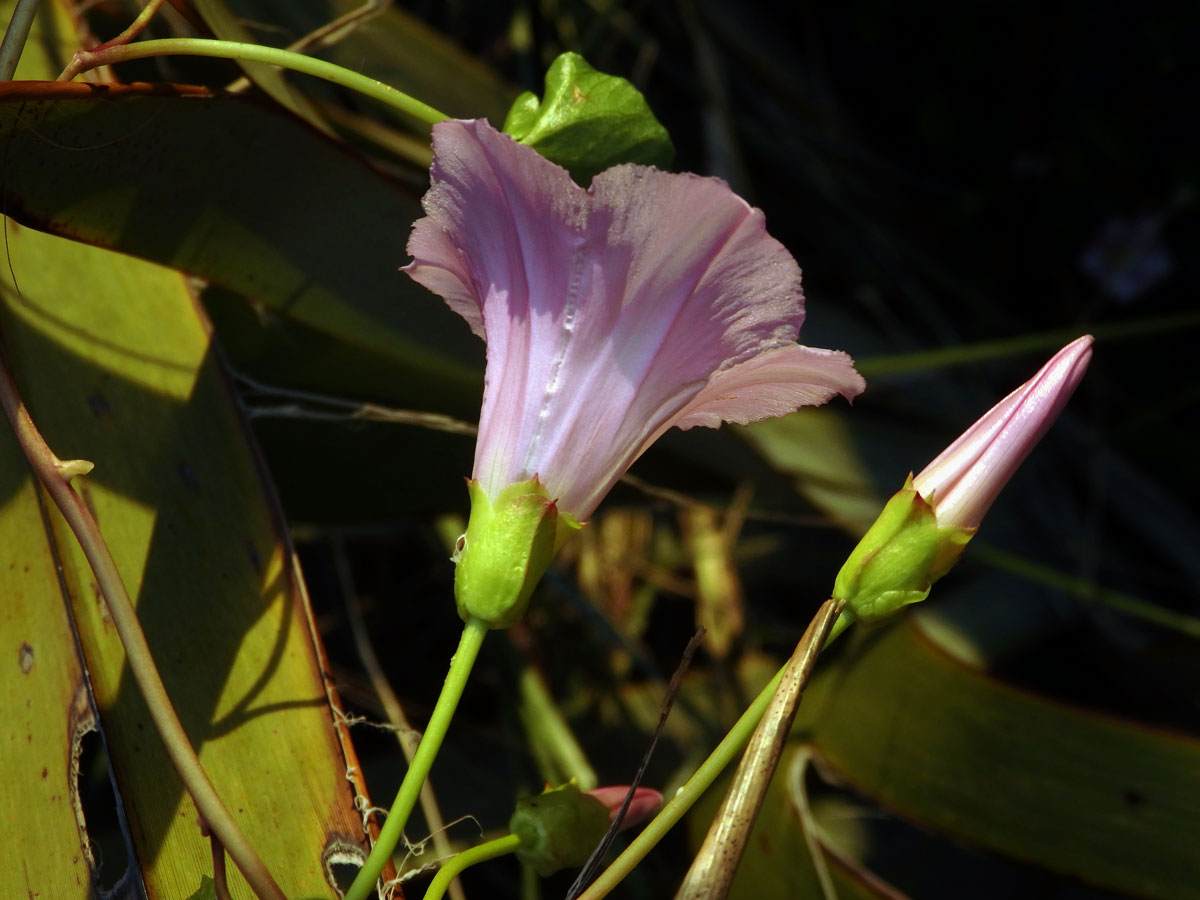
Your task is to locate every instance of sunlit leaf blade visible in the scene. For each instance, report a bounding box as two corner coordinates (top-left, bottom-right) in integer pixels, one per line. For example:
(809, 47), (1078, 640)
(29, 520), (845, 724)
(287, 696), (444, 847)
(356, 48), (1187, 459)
(0, 81), (482, 414)
(0, 219), (369, 898)
(799, 619), (1200, 898)
(186, 875), (220, 900)
(0, 443), (97, 899)
(3, 9), (132, 895)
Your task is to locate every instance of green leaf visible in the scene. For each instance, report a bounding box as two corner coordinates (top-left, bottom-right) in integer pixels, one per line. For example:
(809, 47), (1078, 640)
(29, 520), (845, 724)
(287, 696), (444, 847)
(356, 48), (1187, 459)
(0, 13), (374, 890)
(0, 208), (369, 900)
(0, 409), (97, 898)
(798, 618), (1200, 898)
(503, 52), (674, 183)
(0, 81), (482, 416)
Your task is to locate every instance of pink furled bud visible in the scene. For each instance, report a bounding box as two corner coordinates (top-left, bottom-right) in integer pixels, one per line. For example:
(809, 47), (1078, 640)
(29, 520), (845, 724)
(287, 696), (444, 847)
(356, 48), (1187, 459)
(831, 336), (1093, 635)
(912, 335), (1093, 530)
(405, 118), (864, 523)
(586, 785), (663, 830)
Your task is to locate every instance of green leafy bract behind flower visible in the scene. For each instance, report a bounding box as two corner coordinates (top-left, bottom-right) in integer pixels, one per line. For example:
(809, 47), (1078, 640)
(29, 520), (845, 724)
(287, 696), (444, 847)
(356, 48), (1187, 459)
(503, 52), (674, 184)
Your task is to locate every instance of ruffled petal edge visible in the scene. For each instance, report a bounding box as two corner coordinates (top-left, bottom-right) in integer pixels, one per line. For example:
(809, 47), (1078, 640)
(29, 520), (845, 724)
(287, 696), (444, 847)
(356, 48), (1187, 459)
(668, 344), (865, 431)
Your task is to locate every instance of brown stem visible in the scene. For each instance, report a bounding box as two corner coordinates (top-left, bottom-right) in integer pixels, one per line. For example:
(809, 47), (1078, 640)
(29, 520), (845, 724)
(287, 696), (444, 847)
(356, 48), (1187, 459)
(200, 817), (233, 900)
(673, 598), (844, 900)
(56, 0), (170, 81)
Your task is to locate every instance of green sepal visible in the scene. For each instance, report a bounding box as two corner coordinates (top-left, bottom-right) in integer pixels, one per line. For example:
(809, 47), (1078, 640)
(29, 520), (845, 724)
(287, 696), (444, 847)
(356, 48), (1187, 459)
(502, 51), (674, 184)
(453, 478), (581, 629)
(832, 475), (974, 624)
(509, 782), (610, 876)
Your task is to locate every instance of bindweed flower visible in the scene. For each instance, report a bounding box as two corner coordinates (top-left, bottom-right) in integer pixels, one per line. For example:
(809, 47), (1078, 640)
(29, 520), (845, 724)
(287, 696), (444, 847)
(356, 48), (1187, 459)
(833, 336), (1094, 627)
(406, 118), (864, 626)
(509, 782), (663, 876)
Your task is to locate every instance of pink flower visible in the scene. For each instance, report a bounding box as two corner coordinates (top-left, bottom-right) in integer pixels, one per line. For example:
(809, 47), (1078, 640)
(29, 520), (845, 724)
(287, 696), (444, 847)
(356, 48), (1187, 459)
(586, 785), (663, 830)
(912, 335), (1094, 530)
(405, 119), (864, 521)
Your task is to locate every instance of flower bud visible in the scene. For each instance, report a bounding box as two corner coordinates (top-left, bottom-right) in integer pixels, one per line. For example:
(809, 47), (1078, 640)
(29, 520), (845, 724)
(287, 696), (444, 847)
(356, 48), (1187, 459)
(832, 478), (973, 622)
(508, 783), (663, 876)
(832, 336), (1093, 629)
(509, 782), (610, 876)
(912, 335), (1093, 529)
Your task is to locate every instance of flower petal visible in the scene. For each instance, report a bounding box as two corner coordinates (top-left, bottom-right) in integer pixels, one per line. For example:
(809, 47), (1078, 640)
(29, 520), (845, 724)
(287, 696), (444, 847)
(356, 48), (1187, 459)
(912, 335), (1093, 528)
(405, 118), (587, 340)
(668, 344), (866, 431)
(405, 119), (862, 520)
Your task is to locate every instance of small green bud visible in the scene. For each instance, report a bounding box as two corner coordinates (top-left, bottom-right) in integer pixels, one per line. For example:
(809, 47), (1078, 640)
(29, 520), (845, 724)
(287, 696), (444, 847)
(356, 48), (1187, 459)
(509, 782), (610, 876)
(502, 51), (674, 184)
(453, 478), (579, 629)
(832, 476), (973, 624)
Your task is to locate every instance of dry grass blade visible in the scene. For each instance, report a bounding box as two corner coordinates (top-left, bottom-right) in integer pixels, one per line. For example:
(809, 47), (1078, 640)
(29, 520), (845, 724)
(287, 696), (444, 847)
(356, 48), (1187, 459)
(674, 598), (844, 900)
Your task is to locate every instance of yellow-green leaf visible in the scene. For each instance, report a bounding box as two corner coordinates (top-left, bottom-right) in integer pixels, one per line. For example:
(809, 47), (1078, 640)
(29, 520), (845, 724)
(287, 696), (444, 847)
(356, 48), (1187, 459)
(0, 187), (369, 900)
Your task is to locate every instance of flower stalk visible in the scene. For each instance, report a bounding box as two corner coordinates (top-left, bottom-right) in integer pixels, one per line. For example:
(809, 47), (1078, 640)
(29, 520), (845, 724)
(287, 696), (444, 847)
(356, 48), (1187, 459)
(423, 833), (524, 900)
(344, 616), (489, 900)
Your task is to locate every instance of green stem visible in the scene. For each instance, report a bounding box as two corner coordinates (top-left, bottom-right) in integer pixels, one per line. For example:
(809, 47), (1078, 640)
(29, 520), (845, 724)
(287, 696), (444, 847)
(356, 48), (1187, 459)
(857, 312), (1200, 378)
(574, 665), (787, 900)
(345, 616), (489, 900)
(422, 833), (522, 900)
(58, 38), (449, 126)
(335, 540), (465, 900)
